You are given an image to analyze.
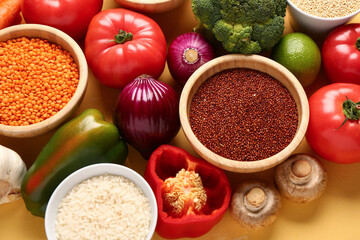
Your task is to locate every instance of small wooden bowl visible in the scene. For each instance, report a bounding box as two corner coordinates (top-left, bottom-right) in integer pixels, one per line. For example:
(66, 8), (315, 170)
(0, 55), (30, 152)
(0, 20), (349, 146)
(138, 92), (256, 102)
(0, 24), (88, 138)
(114, 0), (184, 13)
(179, 54), (309, 173)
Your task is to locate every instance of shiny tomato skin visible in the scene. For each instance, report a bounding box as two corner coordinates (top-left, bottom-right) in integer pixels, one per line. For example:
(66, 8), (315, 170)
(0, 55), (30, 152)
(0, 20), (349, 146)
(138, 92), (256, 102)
(322, 24), (360, 84)
(306, 83), (360, 164)
(21, 0), (103, 42)
(84, 8), (167, 89)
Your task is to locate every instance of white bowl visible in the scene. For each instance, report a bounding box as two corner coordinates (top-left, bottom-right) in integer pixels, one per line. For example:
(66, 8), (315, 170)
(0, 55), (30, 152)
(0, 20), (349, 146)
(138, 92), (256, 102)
(44, 163), (158, 240)
(287, 0), (360, 38)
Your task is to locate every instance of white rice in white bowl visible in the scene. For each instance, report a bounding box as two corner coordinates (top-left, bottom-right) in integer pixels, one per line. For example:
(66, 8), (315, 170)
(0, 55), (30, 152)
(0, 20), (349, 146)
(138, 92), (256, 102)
(55, 174), (152, 240)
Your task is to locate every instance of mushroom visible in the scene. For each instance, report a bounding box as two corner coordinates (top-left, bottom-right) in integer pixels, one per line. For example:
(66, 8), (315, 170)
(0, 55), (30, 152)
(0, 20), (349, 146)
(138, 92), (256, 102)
(274, 153), (327, 203)
(230, 180), (281, 230)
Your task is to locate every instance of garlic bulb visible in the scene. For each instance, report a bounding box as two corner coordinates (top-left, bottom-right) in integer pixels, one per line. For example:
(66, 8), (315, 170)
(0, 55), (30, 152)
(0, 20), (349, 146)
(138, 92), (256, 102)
(0, 145), (27, 205)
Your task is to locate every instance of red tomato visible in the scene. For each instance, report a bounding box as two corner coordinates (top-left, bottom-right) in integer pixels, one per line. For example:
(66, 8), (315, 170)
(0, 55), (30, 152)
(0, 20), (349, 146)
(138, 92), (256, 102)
(21, 0), (103, 42)
(322, 24), (360, 84)
(84, 8), (167, 89)
(306, 83), (360, 164)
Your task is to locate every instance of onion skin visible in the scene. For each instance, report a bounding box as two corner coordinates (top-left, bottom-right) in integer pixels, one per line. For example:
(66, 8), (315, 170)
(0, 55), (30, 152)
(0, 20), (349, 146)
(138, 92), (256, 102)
(114, 75), (180, 159)
(167, 32), (215, 85)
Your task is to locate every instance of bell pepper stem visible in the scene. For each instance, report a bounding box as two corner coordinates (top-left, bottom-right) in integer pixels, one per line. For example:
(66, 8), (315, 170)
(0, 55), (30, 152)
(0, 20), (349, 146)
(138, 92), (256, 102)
(113, 29), (133, 44)
(336, 96), (360, 129)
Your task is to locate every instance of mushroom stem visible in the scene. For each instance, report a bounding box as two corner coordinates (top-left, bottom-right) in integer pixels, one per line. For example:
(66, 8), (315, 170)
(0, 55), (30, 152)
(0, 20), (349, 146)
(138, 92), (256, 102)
(230, 180), (281, 230)
(244, 187), (267, 213)
(289, 159), (312, 185)
(274, 153), (327, 203)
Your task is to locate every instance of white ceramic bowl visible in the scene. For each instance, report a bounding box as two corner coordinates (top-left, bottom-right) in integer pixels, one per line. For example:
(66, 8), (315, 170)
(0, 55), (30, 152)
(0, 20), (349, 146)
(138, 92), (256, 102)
(287, 0), (360, 37)
(45, 163), (158, 240)
(0, 24), (88, 138)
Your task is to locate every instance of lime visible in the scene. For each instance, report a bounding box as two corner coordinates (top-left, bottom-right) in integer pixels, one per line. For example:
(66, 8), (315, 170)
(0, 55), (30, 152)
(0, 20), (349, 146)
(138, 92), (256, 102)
(271, 32), (321, 87)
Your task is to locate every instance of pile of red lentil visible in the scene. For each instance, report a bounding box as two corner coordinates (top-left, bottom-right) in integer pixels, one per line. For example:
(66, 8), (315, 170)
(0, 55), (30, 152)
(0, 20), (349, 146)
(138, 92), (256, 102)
(0, 37), (79, 126)
(189, 68), (298, 161)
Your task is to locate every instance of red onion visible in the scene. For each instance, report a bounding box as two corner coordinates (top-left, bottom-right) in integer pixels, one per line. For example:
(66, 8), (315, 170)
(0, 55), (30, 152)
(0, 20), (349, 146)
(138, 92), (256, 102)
(167, 32), (216, 85)
(114, 75), (180, 159)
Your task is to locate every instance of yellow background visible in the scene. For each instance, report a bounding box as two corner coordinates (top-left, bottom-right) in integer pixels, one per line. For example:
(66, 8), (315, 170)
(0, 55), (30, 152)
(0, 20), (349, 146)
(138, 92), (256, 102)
(1, 1), (360, 239)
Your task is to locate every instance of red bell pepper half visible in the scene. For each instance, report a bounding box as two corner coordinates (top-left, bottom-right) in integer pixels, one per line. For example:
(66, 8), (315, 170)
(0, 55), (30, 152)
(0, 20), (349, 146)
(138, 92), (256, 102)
(144, 145), (231, 239)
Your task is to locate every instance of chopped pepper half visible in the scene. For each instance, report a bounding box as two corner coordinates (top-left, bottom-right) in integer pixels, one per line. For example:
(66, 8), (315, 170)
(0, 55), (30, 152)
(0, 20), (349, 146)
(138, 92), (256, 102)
(144, 145), (231, 239)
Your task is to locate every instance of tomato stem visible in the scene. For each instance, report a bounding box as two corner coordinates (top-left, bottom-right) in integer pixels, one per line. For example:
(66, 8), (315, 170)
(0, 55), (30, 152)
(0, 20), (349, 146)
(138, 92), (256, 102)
(336, 96), (360, 129)
(113, 29), (133, 44)
(356, 37), (360, 51)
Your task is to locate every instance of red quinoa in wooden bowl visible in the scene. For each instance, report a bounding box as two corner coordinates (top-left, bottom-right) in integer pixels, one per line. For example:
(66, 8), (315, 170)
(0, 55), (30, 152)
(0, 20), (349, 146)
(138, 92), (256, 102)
(179, 54), (309, 173)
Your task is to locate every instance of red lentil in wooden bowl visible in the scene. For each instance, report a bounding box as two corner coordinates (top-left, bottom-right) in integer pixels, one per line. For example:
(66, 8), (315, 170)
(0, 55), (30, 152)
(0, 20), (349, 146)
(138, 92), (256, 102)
(0, 24), (88, 138)
(179, 54), (309, 173)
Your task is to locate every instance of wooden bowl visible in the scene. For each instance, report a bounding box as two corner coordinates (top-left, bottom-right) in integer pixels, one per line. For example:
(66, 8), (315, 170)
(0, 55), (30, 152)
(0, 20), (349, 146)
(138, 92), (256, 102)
(114, 0), (184, 13)
(179, 54), (309, 173)
(0, 24), (88, 138)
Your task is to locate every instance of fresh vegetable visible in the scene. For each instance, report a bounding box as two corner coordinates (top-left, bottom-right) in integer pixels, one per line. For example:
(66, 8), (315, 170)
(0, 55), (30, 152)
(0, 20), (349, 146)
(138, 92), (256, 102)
(21, 109), (128, 217)
(167, 32), (215, 85)
(0, 145), (27, 205)
(230, 180), (281, 230)
(0, 0), (22, 29)
(306, 83), (360, 164)
(114, 75), (180, 159)
(144, 145), (231, 239)
(274, 153), (327, 203)
(85, 8), (167, 89)
(271, 32), (321, 87)
(191, 0), (287, 54)
(322, 23), (360, 84)
(21, 0), (103, 42)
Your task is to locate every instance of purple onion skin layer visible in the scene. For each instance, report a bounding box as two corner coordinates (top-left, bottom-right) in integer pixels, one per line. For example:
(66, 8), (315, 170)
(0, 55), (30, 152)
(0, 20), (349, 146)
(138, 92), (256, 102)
(114, 75), (180, 159)
(167, 32), (216, 85)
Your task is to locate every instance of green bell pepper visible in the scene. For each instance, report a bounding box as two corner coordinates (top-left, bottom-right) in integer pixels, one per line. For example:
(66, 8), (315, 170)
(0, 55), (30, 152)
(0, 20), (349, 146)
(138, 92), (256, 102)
(21, 109), (128, 217)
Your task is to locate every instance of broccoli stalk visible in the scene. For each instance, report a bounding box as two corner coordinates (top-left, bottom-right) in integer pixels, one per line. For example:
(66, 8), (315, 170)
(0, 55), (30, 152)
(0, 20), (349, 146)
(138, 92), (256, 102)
(192, 0), (287, 54)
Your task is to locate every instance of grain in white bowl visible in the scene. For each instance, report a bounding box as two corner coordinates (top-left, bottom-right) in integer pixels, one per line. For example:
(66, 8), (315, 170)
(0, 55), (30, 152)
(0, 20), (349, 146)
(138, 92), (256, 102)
(55, 174), (151, 240)
(290, 0), (360, 18)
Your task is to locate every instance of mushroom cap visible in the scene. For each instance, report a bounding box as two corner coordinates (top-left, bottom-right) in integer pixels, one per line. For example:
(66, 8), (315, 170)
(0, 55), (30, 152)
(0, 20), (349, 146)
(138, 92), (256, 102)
(230, 180), (281, 231)
(274, 153), (327, 203)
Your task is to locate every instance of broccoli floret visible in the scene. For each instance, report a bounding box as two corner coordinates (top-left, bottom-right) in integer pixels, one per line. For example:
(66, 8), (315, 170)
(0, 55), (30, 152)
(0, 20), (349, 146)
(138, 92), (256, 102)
(213, 22), (262, 54)
(191, 0), (222, 30)
(252, 16), (285, 51)
(192, 0), (287, 54)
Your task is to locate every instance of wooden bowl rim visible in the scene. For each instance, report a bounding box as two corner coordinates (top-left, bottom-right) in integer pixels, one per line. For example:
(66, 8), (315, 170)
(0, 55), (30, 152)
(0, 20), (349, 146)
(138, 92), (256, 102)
(179, 54), (309, 173)
(115, 0), (185, 13)
(0, 24), (88, 138)
(118, 0), (180, 4)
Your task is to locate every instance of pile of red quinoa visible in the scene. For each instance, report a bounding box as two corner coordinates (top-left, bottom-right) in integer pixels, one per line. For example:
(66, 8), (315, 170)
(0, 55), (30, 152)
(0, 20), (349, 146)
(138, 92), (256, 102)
(189, 68), (298, 161)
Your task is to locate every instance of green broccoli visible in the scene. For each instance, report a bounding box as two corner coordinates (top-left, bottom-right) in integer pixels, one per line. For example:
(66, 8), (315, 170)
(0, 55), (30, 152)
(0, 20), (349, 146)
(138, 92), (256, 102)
(192, 0), (287, 54)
